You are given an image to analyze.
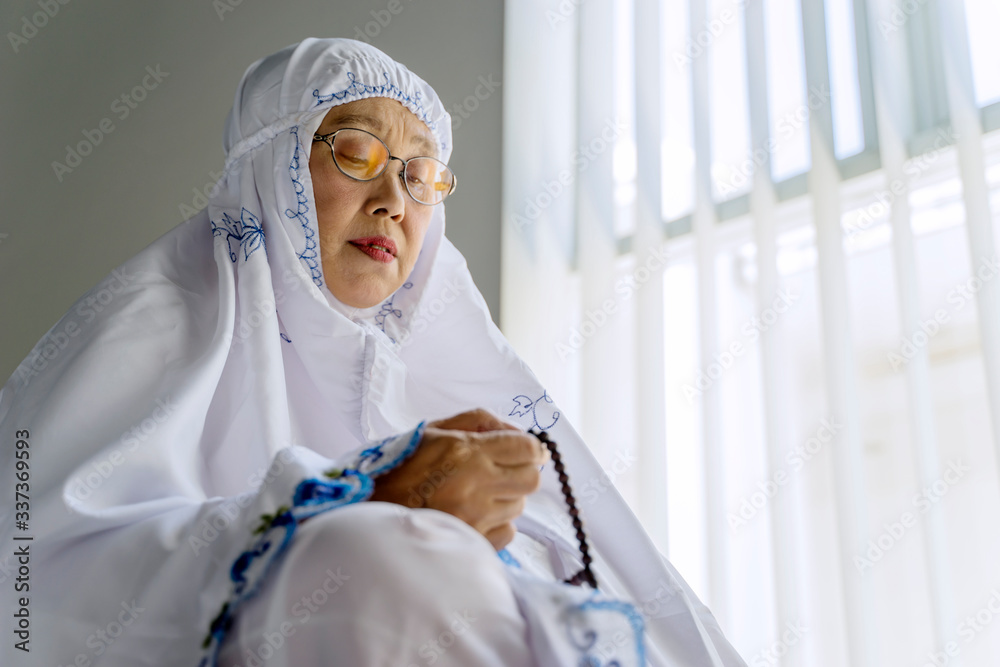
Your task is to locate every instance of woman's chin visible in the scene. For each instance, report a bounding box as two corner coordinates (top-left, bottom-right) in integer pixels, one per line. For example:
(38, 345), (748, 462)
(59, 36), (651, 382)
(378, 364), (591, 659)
(331, 285), (391, 309)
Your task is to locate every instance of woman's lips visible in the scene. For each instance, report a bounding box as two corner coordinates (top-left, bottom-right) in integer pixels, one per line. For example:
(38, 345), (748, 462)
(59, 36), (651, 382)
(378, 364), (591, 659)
(349, 242), (395, 264)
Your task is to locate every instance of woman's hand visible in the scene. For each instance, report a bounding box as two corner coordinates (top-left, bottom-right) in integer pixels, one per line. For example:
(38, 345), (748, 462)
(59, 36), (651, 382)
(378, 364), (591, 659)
(369, 408), (549, 550)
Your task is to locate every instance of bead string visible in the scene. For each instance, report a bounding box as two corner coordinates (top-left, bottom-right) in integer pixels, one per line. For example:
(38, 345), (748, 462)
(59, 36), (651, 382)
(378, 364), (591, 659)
(529, 429), (598, 589)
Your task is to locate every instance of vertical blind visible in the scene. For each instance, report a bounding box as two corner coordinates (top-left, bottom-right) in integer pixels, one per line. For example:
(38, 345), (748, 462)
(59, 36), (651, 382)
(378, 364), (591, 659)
(503, 0), (1000, 664)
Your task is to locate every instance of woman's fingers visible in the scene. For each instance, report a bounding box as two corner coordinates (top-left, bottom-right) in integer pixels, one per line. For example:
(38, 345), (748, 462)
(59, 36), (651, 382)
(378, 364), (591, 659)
(483, 522), (517, 551)
(370, 422), (547, 550)
(472, 430), (549, 468)
(491, 461), (544, 498)
(486, 496), (527, 525)
(474, 497), (526, 550)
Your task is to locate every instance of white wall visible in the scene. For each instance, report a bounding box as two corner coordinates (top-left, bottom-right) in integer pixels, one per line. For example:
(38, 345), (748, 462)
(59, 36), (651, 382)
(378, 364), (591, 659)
(0, 0), (504, 381)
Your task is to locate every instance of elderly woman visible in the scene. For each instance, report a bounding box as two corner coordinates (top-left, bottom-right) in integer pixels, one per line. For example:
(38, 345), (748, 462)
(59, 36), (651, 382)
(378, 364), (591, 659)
(0, 39), (745, 666)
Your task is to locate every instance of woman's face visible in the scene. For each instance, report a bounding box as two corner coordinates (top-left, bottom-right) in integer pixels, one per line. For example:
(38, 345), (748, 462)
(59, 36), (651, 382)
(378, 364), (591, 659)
(309, 97), (439, 308)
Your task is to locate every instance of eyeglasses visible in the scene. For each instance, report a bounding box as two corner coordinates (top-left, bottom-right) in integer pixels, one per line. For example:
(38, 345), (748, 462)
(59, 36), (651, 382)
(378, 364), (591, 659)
(312, 128), (457, 206)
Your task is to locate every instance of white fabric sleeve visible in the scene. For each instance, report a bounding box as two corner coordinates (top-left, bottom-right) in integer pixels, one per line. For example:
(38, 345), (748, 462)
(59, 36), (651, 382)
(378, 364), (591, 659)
(189, 421), (427, 666)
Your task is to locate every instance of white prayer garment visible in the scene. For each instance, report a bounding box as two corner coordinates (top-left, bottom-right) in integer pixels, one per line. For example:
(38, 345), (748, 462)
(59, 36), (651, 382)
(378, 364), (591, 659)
(0, 38), (746, 666)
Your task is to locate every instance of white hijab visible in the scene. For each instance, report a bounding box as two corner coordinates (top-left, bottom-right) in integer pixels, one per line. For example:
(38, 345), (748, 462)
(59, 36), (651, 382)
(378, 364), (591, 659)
(0, 38), (743, 666)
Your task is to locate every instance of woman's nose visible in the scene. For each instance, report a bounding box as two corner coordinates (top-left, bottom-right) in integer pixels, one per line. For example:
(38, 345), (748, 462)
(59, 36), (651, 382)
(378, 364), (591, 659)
(368, 159), (408, 218)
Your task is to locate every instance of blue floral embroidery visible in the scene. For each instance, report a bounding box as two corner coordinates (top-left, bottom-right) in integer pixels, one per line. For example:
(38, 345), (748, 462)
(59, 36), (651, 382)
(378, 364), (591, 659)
(292, 478), (356, 507)
(497, 548), (522, 569)
(212, 208), (265, 262)
(279, 332), (292, 343)
(313, 72), (435, 131)
(198, 475), (369, 661)
(231, 513), (293, 596)
(366, 427), (423, 477)
(569, 599), (646, 666)
(374, 281), (412, 343)
(509, 390), (561, 431)
(358, 444), (386, 468)
(198, 423), (427, 667)
(284, 126), (323, 287)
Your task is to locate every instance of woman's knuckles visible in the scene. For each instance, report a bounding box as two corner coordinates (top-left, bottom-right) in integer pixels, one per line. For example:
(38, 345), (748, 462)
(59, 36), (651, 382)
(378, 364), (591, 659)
(375, 421), (537, 544)
(428, 407), (513, 433)
(449, 440), (476, 463)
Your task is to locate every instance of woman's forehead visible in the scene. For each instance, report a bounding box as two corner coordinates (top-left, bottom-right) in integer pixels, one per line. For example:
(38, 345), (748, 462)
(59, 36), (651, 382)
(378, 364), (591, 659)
(318, 98), (438, 157)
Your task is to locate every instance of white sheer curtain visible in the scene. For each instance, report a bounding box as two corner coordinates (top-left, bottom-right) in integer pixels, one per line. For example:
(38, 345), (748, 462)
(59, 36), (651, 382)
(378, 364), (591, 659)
(502, 0), (1000, 665)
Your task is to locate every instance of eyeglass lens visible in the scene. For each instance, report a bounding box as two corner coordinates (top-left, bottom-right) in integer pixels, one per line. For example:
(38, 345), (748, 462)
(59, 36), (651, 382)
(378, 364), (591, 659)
(330, 129), (454, 205)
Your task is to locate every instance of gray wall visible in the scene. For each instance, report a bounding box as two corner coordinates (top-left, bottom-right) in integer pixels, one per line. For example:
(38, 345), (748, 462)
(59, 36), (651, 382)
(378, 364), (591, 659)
(0, 0), (504, 382)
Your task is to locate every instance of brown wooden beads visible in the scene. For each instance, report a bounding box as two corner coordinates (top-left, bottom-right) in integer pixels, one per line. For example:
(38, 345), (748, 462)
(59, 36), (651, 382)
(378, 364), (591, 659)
(529, 429), (598, 589)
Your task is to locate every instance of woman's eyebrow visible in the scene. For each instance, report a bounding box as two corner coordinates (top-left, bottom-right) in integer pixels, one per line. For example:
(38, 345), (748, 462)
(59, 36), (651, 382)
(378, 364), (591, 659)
(330, 113), (384, 132)
(410, 134), (438, 158)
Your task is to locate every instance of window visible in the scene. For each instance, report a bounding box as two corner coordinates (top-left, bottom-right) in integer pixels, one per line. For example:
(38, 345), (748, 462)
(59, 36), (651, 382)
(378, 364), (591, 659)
(504, 0), (1000, 663)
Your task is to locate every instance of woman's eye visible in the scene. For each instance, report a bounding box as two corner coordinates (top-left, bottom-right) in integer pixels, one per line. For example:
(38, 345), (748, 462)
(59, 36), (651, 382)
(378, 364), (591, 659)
(337, 152), (369, 165)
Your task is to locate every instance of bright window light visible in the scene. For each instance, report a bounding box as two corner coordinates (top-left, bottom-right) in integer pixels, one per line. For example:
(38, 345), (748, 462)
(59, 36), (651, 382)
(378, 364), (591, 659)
(825, 0), (865, 158)
(763, 0), (811, 181)
(662, 0), (696, 221)
(964, 0), (1000, 107)
(708, 0), (753, 202)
